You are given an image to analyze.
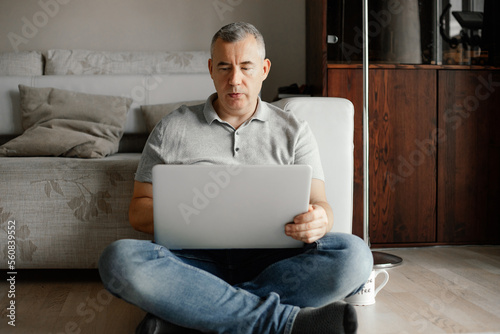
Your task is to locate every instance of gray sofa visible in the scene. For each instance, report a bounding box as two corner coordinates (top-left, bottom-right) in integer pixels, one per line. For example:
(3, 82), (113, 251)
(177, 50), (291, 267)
(0, 50), (214, 268)
(0, 50), (355, 269)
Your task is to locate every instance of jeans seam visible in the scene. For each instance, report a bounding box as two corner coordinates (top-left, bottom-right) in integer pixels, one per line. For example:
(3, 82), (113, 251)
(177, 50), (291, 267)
(284, 306), (300, 334)
(314, 233), (329, 250)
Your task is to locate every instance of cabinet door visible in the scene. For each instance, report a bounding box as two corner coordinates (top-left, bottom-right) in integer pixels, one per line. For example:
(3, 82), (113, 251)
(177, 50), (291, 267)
(438, 70), (500, 243)
(328, 68), (437, 244)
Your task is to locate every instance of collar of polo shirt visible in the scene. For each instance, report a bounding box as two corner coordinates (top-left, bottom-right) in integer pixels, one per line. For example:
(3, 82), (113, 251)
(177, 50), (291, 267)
(203, 93), (269, 127)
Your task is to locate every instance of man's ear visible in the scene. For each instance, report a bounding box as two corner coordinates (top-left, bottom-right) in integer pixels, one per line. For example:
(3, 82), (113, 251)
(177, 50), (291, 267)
(208, 58), (213, 78)
(262, 58), (271, 80)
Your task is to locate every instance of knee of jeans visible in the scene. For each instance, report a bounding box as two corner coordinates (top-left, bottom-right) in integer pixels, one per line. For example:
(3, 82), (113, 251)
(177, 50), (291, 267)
(340, 235), (373, 289)
(98, 239), (138, 295)
(349, 235), (373, 277)
(321, 233), (373, 276)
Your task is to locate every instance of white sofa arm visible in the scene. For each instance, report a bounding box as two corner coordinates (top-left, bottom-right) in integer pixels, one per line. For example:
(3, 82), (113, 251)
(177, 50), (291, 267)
(272, 97), (355, 234)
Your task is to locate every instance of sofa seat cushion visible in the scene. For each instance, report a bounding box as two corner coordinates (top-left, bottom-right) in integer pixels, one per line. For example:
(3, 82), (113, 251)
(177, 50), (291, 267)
(0, 153), (151, 269)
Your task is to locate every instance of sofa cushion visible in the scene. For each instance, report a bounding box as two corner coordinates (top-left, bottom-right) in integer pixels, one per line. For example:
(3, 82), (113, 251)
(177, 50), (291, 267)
(0, 51), (44, 76)
(0, 85), (132, 158)
(45, 49), (210, 75)
(141, 100), (205, 132)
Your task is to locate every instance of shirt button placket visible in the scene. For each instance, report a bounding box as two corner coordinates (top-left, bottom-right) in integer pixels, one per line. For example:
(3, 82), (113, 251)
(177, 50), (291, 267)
(234, 131), (240, 155)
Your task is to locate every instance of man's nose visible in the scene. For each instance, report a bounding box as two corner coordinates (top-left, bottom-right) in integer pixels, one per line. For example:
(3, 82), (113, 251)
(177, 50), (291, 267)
(229, 68), (242, 86)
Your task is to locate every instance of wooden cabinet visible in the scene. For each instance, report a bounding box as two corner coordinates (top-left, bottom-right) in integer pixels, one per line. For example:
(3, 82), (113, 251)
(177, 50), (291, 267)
(307, 0), (500, 246)
(324, 66), (500, 247)
(437, 70), (500, 244)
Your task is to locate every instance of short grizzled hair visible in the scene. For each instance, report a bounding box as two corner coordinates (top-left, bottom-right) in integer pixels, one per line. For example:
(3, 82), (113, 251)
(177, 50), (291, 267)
(210, 22), (266, 60)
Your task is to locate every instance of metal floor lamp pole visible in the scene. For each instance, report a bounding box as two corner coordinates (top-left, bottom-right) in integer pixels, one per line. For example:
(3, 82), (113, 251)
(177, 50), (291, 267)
(362, 0), (402, 269)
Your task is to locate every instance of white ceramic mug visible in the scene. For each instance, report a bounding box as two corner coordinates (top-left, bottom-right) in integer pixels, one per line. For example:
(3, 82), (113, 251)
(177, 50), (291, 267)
(344, 269), (389, 306)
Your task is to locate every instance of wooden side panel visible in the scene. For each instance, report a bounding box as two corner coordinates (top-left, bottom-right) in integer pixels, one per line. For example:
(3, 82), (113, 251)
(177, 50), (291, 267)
(437, 70), (500, 243)
(327, 68), (364, 238)
(306, 0), (327, 96)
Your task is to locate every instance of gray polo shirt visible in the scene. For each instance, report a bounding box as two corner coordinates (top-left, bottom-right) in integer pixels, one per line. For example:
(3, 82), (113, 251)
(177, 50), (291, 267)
(135, 93), (324, 183)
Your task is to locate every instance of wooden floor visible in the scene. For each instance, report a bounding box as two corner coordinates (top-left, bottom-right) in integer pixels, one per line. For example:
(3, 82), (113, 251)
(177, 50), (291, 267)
(1, 245), (499, 334)
(356, 246), (500, 334)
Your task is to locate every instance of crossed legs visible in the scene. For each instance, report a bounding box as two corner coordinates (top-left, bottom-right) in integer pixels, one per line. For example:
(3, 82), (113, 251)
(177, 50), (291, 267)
(98, 233), (372, 333)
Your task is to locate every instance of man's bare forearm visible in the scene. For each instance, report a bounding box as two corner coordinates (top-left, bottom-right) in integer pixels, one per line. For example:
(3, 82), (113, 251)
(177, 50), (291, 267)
(129, 197), (154, 235)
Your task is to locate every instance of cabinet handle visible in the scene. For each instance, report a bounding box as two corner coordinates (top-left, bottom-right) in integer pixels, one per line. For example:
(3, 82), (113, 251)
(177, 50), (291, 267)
(327, 35), (339, 44)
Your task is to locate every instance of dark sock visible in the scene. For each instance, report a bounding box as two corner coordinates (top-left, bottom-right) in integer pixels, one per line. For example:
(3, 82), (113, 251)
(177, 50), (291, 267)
(291, 301), (358, 334)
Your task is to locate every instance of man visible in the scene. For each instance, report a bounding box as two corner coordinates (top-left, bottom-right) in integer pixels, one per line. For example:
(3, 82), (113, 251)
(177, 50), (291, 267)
(99, 22), (372, 334)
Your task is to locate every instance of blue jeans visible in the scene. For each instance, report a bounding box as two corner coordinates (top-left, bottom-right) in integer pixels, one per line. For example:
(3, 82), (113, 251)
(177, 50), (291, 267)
(98, 233), (372, 334)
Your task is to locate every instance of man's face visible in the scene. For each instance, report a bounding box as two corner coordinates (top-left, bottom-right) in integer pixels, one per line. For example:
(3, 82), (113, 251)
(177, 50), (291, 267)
(208, 35), (271, 119)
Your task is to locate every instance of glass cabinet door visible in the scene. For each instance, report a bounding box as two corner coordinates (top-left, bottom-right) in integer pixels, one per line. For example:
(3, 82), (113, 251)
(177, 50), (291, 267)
(326, 0), (493, 66)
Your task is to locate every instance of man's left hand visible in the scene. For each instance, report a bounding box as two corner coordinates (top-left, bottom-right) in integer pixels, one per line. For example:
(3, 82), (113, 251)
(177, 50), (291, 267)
(285, 204), (328, 244)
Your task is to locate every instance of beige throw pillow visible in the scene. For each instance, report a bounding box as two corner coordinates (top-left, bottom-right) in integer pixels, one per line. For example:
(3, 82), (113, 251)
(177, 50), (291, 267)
(0, 85), (132, 158)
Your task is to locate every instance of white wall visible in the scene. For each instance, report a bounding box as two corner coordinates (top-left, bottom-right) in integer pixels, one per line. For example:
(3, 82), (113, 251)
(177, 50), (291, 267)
(0, 0), (306, 101)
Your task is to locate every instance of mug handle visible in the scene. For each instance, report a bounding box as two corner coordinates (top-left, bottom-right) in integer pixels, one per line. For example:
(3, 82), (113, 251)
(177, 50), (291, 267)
(373, 269), (390, 297)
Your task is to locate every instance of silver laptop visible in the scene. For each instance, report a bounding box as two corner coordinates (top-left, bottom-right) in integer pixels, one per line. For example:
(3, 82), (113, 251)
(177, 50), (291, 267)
(152, 164), (312, 249)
